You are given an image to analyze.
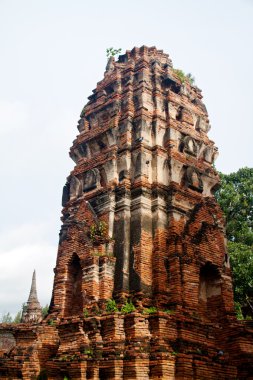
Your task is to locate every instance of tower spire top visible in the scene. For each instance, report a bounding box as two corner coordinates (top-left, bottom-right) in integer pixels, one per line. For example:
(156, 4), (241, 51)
(27, 269), (39, 303)
(21, 269), (42, 323)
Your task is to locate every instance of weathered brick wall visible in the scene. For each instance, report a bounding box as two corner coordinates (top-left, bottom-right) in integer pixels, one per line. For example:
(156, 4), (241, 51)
(2, 314), (252, 379)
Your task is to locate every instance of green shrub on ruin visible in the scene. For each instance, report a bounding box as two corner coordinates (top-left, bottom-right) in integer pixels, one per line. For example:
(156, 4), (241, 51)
(173, 68), (195, 85)
(143, 306), (157, 314)
(106, 47), (122, 58)
(90, 221), (107, 241)
(83, 308), (89, 318)
(121, 301), (136, 314)
(106, 299), (118, 313)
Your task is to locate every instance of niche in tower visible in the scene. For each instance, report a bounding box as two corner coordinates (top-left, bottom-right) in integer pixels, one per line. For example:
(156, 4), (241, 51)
(83, 169), (100, 192)
(199, 263), (223, 320)
(183, 167), (203, 193)
(64, 253), (83, 316)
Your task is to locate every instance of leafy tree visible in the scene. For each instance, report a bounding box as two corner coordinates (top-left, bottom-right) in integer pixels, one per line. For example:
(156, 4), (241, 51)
(42, 304), (49, 318)
(216, 167), (253, 318)
(228, 242), (253, 317)
(0, 312), (13, 323)
(0, 304), (49, 324)
(13, 310), (22, 323)
(216, 168), (253, 245)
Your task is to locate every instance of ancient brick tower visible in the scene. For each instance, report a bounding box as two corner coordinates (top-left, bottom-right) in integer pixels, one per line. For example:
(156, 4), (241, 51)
(50, 46), (231, 320)
(0, 46), (253, 380)
(21, 270), (42, 323)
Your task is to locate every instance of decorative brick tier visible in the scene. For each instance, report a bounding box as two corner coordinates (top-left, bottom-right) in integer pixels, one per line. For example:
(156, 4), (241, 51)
(0, 315), (253, 379)
(0, 46), (252, 379)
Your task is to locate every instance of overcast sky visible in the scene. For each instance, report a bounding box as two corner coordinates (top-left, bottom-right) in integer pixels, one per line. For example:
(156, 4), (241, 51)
(0, 0), (252, 317)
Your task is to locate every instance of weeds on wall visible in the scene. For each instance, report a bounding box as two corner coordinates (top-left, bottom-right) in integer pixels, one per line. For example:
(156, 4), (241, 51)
(173, 69), (195, 85)
(106, 47), (122, 58)
(83, 348), (93, 357)
(106, 299), (119, 313)
(90, 221), (107, 241)
(121, 301), (136, 314)
(83, 308), (89, 318)
(143, 306), (157, 314)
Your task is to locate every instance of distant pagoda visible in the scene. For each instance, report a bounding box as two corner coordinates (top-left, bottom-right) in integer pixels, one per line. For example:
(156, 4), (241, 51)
(21, 270), (42, 323)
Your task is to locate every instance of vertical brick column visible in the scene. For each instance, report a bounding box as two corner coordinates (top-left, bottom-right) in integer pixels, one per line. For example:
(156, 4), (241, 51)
(113, 187), (131, 295)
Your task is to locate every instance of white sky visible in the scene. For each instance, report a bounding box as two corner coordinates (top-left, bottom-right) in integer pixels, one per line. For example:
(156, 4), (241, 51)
(0, 0), (252, 317)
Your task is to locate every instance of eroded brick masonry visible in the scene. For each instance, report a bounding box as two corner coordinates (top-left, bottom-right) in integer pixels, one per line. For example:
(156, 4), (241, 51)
(1, 46), (253, 379)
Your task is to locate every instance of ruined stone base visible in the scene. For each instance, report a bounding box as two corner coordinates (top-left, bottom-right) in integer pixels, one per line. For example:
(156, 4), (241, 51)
(1, 312), (253, 379)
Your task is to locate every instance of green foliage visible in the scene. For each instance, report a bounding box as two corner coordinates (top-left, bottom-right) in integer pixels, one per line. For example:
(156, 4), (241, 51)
(0, 312), (13, 323)
(91, 305), (101, 315)
(59, 355), (68, 362)
(83, 348), (93, 357)
(91, 250), (103, 256)
(42, 304), (49, 318)
(164, 309), (175, 315)
(106, 47), (122, 58)
(143, 306), (157, 314)
(13, 310), (22, 323)
(216, 168), (253, 245)
(106, 299), (118, 313)
(47, 319), (55, 326)
(1, 304), (48, 324)
(1, 308), (25, 324)
(234, 301), (244, 320)
(90, 221), (107, 241)
(83, 308), (89, 317)
(173, 69), (195, 85)
(216, 167), (253, 318)
(173, 69), (185, 83)
(121, 301), (135, 314)
(228, 241), (253, 317)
